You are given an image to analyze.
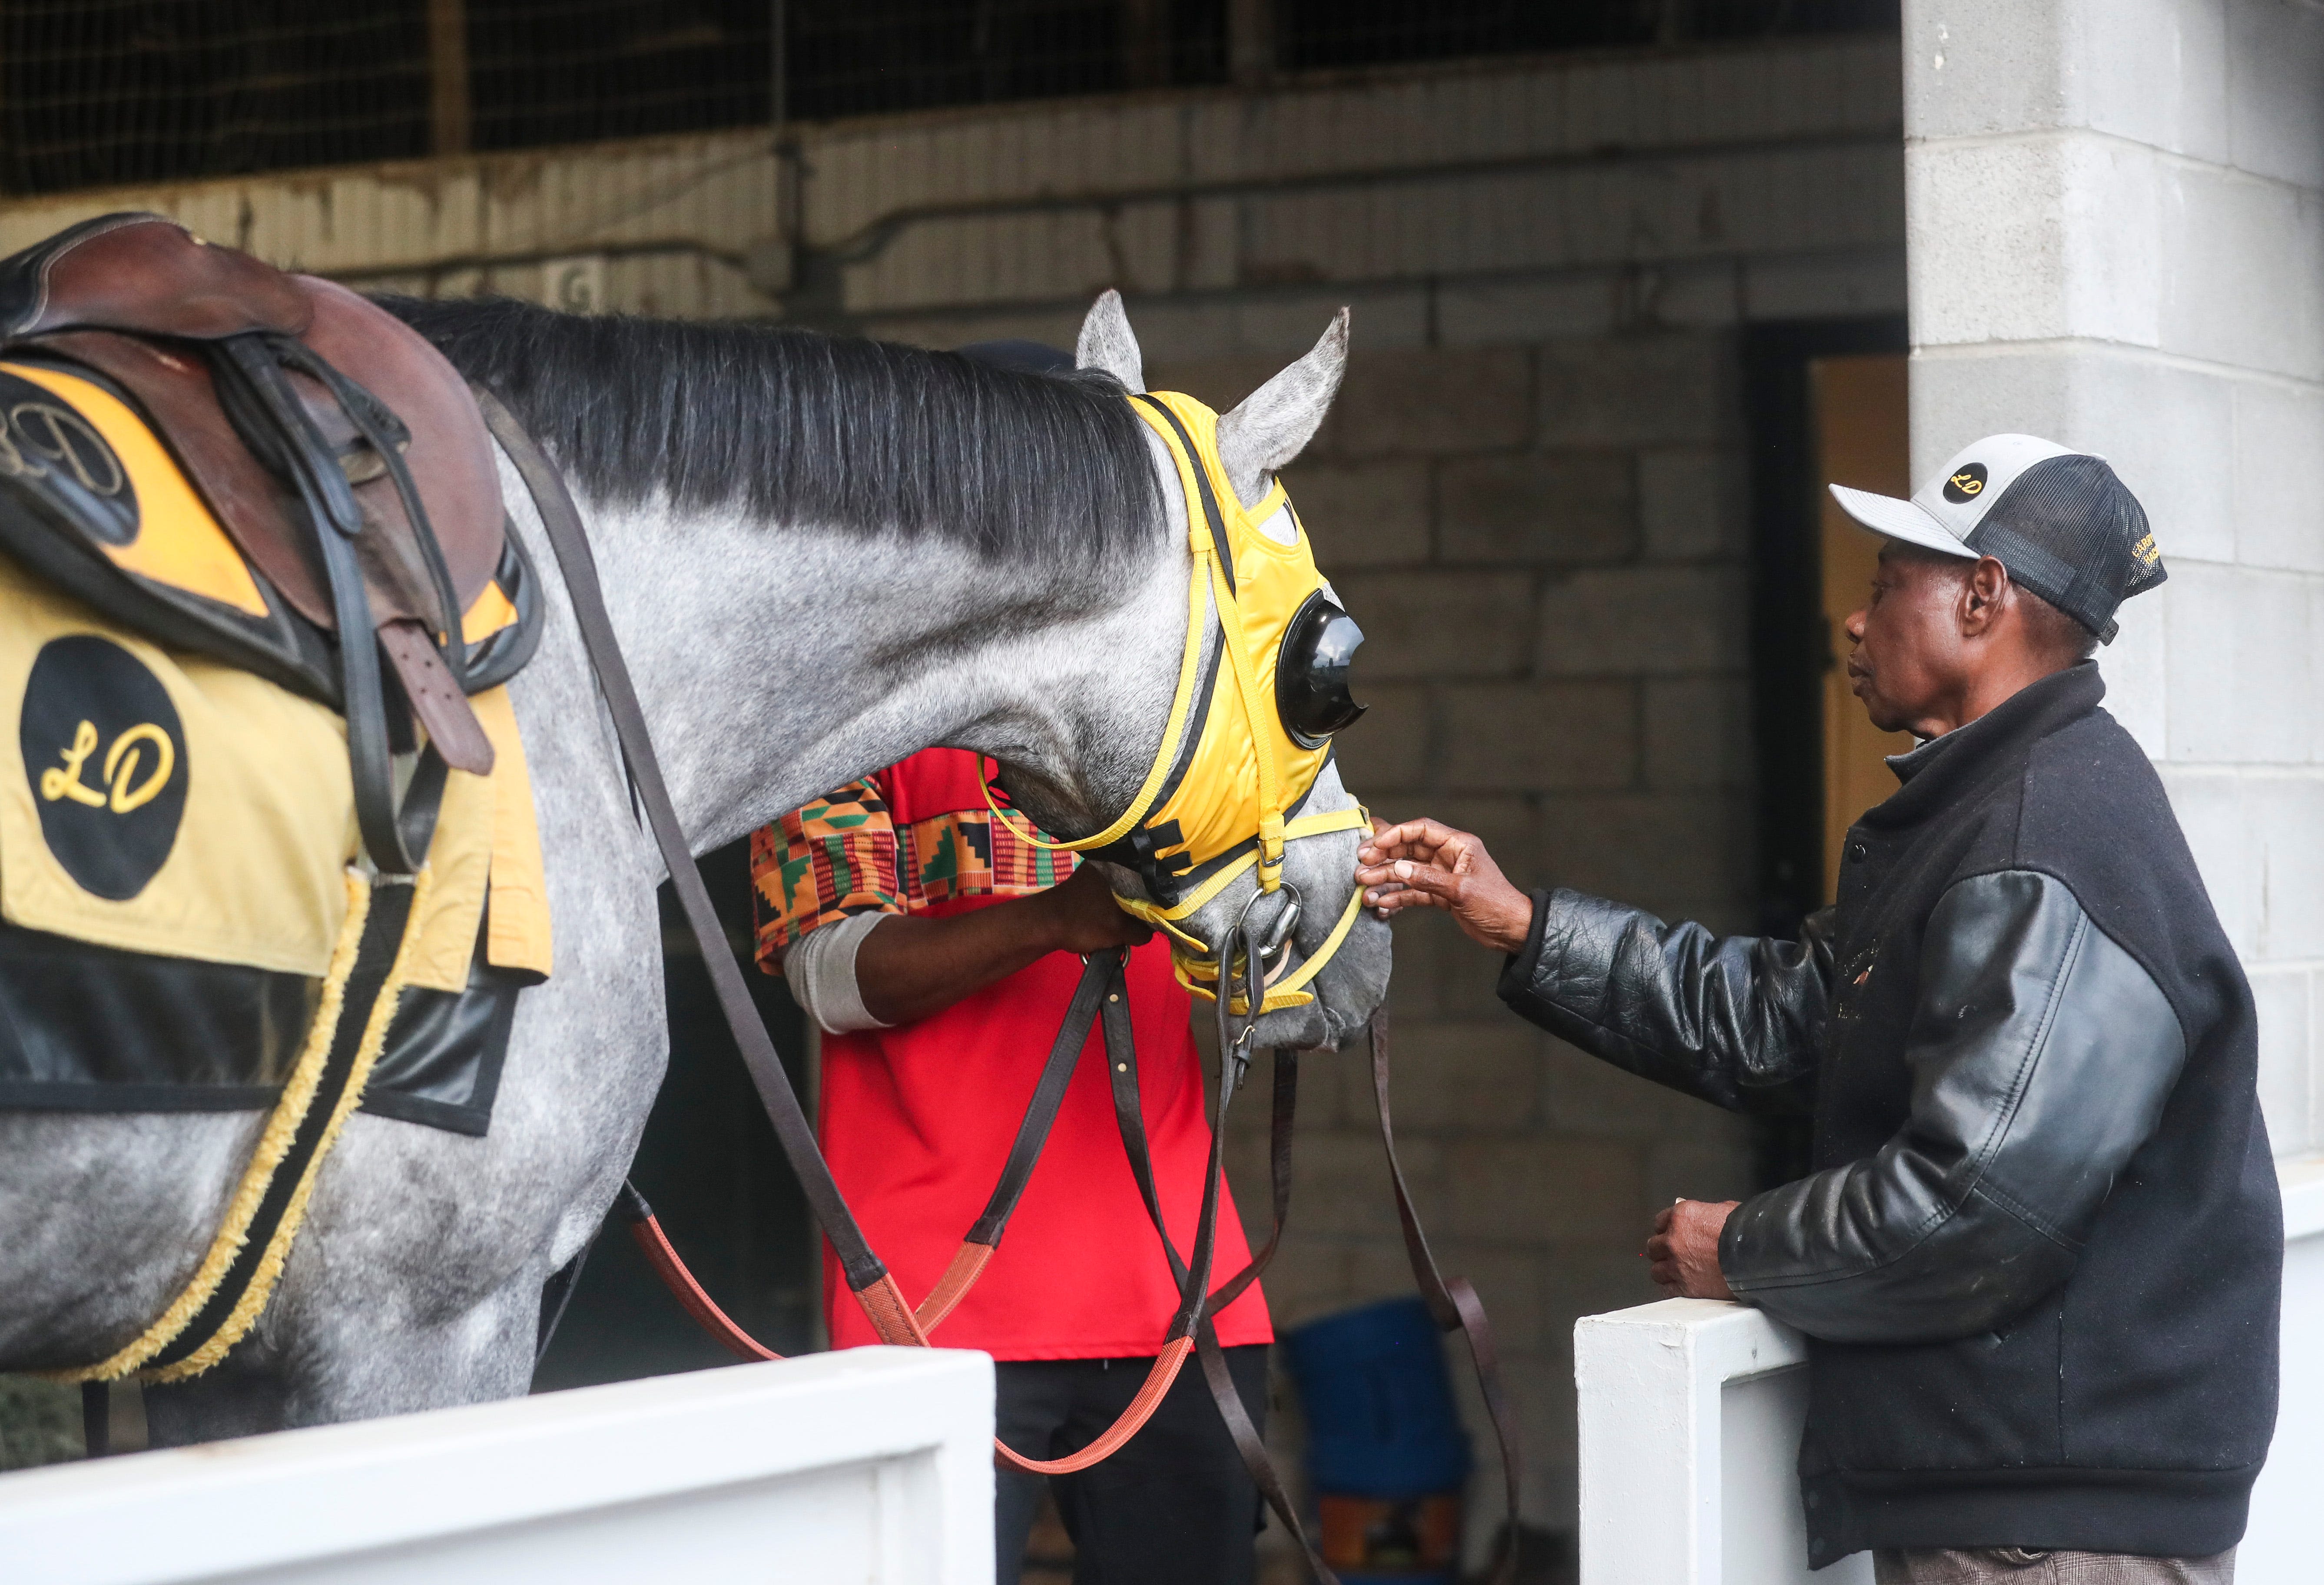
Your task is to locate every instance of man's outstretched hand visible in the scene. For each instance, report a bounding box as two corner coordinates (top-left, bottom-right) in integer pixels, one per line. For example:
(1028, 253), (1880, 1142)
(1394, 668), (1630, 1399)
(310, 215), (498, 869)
(1355, 818), (1535, 953)
(1646, 1200), (1739, 1300)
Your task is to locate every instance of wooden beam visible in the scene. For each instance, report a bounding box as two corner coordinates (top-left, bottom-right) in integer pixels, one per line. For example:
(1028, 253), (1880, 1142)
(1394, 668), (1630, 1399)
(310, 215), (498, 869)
(1122, 0), (1170, 90)
(428, 0), (471, 157)
(1227, 0), (1274, 87)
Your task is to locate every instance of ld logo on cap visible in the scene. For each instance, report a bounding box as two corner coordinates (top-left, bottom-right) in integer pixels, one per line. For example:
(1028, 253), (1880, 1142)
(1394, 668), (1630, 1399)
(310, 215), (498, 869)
(1943, 462), (1989, 503)
(20, 635), (188, 899)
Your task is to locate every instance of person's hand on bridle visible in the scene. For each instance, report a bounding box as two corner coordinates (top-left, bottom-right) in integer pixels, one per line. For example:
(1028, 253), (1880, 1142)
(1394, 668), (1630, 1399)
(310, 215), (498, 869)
(1355, 817), (1535, 953)
(1035, 862), (1157, 954)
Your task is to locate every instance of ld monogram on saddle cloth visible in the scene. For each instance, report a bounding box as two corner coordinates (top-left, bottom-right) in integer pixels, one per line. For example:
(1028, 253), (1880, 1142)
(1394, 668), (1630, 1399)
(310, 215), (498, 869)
(0, 354), (552, 1133)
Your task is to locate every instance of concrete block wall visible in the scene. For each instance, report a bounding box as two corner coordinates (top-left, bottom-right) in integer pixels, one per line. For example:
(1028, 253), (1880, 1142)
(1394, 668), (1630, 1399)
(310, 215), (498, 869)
(1904, 0), (2324, 1163)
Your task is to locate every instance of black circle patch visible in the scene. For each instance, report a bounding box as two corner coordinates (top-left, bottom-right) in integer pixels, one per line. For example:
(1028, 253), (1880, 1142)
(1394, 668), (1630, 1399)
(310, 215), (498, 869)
(20, 636), (188, 899)
(1942, 461), (1990, 504)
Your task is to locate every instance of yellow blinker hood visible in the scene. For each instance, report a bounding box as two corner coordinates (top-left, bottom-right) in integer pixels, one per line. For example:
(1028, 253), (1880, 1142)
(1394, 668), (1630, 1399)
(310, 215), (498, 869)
(988, 389), (1369, 1014)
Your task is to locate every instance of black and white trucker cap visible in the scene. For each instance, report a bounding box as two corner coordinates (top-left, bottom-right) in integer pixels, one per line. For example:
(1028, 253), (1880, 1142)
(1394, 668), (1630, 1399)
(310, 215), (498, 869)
(1829, 434), (2165, 644)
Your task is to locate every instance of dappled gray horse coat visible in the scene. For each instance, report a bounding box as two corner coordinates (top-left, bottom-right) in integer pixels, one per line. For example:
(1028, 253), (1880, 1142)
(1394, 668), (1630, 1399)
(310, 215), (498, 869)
(0, 290), (1389, 1445)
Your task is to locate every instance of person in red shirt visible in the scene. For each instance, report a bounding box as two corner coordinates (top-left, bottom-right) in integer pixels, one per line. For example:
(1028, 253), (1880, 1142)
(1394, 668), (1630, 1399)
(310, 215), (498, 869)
(753, 746), (1273, 1585)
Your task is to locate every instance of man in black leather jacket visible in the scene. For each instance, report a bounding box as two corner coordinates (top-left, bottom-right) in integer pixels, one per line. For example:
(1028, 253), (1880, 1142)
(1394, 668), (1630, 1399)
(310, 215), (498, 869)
(1357, 437), (2279, 1583)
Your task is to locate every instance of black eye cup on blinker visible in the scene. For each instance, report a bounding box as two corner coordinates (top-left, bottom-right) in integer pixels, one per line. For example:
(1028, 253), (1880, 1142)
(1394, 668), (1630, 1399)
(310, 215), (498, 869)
(1276, 590), (1368, 749)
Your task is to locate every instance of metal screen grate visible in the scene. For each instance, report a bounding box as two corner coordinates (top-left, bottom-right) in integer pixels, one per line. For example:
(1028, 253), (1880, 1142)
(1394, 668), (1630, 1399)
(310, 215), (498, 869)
(0, 0), (1897, 198)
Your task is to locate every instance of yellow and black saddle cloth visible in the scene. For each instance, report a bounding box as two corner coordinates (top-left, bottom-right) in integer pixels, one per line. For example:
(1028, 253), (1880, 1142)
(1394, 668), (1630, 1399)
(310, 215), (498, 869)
(0, 332), (551, 1378)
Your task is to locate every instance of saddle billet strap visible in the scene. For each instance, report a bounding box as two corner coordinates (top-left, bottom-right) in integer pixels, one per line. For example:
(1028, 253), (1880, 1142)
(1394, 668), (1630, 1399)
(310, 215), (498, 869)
(1369, 1008), (1523, 1585)
(80, 1383), (108, 1459)
(471, 386), (894, 1297)
(211, 334), (417, 874)
(279, 340), (470, 691)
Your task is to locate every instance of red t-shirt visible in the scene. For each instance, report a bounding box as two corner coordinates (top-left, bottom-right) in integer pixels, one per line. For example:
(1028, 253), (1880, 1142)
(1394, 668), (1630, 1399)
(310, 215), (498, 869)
(751, 747), (1270, 1360)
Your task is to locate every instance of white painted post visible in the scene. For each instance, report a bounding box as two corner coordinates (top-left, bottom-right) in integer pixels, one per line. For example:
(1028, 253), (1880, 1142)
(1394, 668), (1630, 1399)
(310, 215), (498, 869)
(1575, 1298), (1871, 1585)
(0, 1348), (994, 1585)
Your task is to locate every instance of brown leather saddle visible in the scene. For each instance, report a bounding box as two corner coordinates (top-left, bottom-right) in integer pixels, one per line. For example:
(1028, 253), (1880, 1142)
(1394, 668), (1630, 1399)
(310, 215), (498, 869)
(0, 213), (543, 874)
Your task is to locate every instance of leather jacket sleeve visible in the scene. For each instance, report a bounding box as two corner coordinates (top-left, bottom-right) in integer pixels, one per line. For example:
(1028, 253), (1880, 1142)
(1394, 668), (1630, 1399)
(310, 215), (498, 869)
(1495, 888), (1834, 1114)
(1721, 869), (2188, 1344)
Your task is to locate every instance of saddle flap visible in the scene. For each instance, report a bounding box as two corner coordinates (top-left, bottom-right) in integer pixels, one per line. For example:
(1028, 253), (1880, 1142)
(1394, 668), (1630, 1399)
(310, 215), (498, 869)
(297, 277), (506, 622)
(0, 215), (313, 343)
(36, 329), (328, 625)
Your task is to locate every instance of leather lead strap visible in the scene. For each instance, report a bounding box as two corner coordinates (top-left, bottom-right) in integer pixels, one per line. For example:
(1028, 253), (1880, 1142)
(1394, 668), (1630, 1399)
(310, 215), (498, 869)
(967, 955), (1112, 1247)
(918, 951), (1118, 1333)
(1106, 952), (1339, 1585)
(474, 388), (893, 1299)
(1369, 1008), (1522, 1585)
(616, 1184), (781, 1363)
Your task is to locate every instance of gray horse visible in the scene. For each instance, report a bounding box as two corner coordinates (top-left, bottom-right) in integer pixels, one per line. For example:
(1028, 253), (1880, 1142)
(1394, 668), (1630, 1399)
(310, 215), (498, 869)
(0, 291), (1389, 1446)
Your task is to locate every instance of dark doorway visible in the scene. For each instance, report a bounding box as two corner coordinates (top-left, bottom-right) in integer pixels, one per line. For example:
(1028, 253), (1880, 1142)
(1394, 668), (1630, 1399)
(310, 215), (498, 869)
(1742, 315), (1910, 939)
(531, 836), (818, 1389)
(1740, 314), (1907, 1188)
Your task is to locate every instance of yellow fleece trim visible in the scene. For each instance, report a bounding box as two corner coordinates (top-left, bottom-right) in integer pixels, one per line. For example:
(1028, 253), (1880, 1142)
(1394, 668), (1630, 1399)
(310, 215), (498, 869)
(144, 865), (434, 1382)
(46, 870), (375, 1384)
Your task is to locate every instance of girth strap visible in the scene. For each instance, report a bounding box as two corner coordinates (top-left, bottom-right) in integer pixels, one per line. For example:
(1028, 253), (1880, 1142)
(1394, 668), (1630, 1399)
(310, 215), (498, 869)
(209, 332), (469, 875)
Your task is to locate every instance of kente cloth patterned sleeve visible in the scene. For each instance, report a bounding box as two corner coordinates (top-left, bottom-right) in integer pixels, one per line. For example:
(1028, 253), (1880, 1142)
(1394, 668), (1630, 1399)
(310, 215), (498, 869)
(905, 802), (1077, 906)
(751, 777), (904, 968)
(750, 758), (1080, 971)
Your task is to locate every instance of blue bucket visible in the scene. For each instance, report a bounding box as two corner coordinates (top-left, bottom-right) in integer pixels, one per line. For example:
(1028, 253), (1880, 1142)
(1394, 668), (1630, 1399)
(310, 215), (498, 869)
(1284, 1296), (1472, 1496)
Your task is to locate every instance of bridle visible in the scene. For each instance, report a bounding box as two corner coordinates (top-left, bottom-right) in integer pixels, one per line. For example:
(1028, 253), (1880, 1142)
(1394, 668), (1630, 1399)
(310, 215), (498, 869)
(985, 388), (1373, 1017)
(480, 388), (1521, 1585)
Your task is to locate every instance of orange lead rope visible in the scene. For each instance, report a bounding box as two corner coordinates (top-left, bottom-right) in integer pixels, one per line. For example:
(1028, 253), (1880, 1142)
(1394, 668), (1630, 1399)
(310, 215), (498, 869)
(613, 945), (1237, 1480)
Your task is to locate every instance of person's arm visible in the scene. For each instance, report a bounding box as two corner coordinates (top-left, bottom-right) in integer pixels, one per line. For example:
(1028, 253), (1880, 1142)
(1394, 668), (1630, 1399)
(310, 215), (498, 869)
(1357, 819), (1830, 1113)
(753, 779), (1152, 1032)
(750, 777), (908, 1034)
(1718, 869), (2188, 1343)
(852, 865), (1151, 1026)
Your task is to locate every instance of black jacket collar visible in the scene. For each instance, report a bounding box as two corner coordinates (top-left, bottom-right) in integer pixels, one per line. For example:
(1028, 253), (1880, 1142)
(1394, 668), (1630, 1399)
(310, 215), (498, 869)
(1858, 662), (2105, 834)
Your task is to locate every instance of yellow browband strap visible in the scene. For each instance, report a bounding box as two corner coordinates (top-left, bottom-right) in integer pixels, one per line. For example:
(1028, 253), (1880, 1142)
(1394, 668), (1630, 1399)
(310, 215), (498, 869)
(980, 388), (1367, 1010)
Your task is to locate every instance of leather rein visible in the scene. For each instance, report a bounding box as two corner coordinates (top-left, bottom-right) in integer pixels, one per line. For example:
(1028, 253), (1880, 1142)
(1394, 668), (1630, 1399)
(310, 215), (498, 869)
(478, 392), (1520, 1585)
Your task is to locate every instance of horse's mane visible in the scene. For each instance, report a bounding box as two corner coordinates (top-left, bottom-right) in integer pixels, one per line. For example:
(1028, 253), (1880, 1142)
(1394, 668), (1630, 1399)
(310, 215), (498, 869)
(377, 295), (1162, 570)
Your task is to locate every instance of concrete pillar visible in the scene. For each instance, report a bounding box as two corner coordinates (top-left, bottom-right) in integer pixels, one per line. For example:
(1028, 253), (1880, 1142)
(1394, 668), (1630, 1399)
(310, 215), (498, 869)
(1904, 0), (2324, 1161)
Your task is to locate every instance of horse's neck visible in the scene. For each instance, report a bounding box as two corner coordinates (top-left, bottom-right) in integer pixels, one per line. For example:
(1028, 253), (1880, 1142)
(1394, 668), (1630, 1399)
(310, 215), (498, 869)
(585, 493), (1187, 855)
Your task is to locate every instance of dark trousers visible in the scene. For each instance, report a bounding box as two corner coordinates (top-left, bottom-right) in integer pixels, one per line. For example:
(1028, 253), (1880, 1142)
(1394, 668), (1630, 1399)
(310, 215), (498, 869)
(995, 1344), (1269, 1585)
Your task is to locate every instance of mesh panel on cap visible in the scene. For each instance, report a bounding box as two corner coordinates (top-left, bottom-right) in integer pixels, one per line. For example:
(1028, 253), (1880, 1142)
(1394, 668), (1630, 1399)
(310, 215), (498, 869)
(1965, 454), (2163, 643)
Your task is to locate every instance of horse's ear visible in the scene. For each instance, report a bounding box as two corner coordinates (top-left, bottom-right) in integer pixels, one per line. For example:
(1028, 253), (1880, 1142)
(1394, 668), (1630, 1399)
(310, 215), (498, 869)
(1216, 309), (1349, 509)
(1076, 289), (1145, 393)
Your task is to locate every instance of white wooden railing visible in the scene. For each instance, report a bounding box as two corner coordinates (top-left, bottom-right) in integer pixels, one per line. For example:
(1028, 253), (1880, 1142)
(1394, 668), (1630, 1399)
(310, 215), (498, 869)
(1577, 1158), (2324, 1585)
(0, 1347), (994, 1585)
